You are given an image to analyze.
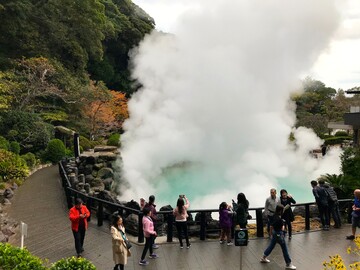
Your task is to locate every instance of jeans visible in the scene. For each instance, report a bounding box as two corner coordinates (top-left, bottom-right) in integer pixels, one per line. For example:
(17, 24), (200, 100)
(318, 203), (329, 227)
(141, 235), (155, 260)
(329, 202), (341, 227)
(264, 231), (291, 264)
(72, 226), (86, 255)
(176, 221), (190, 246)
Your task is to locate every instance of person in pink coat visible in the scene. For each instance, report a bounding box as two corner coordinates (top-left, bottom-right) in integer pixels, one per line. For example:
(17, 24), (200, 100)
(139, 208), (158, 266)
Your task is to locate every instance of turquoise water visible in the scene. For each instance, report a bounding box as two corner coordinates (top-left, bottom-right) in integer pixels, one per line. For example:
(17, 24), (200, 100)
(152, 163), (314, 208)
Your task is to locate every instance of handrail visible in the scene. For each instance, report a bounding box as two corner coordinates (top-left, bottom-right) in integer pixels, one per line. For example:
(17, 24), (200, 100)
(58, 161), (353, 244)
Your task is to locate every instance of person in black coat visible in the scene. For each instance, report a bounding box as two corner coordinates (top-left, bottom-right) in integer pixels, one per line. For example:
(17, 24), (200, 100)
(280, 189), (296, 239)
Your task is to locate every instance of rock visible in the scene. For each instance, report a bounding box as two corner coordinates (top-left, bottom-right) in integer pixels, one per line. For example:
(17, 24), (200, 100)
(78, 174), (85, 184)
(102, 178), (113, 191)
(126, 200), (140, 211)
(84, 183), (91, 193)
(90, 178), (105, 189)
(93, 163), (105, 170)
(97, 167), (114, 179)
(2, 225), (16, 236)
(0, 231), (8, 243)
(84, 164), (93, 175)
(85, 174), (94, 183)
(94, 146), (118, 152)
(293, 205), (319, 218)
(10, 183), (18, 190)
(4, 189), (14, 199)
(86, 156), (96, 165)
(3, 199), (11, 205)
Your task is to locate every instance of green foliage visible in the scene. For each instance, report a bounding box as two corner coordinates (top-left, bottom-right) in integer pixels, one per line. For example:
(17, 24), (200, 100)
(107, 133), (120, 146)
(0, 149), (29, 182)
(323, 136), (352, 146)
(0, 111), (53, 153)
(79, 136), (92, 151)
(65, 148), (74, 158)
(0, 243), (46, 270)
(334, 131), (348, 137)
(44, 139), (66, 163)
(0, 136), (9, 150)
(0, 183), (5, 189)
(21, 152), (37, 169)
(49, 256), (96, 270)
(9, 141), (20, 154)
(340, 147), (360, 197)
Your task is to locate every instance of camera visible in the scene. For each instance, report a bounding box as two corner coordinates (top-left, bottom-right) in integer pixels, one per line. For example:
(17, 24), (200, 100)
(179, 194), (185, 198)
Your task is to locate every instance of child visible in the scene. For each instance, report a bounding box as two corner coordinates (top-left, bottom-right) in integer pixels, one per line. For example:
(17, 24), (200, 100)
(139, 208), (158, 266)
(219, 202), (233, 245)
(260, 204), (296, 269)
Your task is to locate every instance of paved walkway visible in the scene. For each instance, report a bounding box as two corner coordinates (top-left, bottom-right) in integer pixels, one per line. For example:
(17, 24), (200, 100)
(7, 166), (360, 269)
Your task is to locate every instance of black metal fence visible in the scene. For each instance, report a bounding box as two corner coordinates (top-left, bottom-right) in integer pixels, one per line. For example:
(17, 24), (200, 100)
(59, 161), (353, 243)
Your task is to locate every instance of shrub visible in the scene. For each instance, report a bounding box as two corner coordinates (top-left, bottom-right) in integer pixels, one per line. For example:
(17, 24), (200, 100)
(0, 149), (29, 182)
(9, 141), (20, 155)
(107, 133), (120, 147)
(65, 148), (74, 158)
(50, 256), (96, 270)
(334, 131), (348, 137)
(79, 136), (92, 151)
(0, 243), (47, 270)
(21, 152), (37, 169)
(0, 183), (5, 189)
(324, 136), (352, 145)
(44, 139), (66, 163)
(0, 136), (9, 150)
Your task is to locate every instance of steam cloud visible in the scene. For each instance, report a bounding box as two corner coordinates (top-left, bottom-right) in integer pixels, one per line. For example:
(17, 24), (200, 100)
(118, 0), (343, 208)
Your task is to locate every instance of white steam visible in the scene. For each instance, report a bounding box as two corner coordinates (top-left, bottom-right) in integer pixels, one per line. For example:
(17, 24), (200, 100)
(119, 0), (343, 208)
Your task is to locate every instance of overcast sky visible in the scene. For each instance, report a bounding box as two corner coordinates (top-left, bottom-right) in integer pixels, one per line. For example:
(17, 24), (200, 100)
(133, 0), (360, 90)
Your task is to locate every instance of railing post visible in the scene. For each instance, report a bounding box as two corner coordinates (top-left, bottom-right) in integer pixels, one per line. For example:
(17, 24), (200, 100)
(167, 213), (174, 242)
(97, 201), (103, 226)
(256, 209), (264, 237)
(200, 212), (206, 240)
(305, 204), (310, 230)
(65, 187), (73, 209)
(138, 212), (144, 243)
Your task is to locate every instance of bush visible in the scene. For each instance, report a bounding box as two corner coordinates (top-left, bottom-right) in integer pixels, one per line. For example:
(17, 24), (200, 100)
(0, 243), (47, 270)
(324, 136), (352, 145)
(0, 183), (5, 189)
(0, 149), (29, 182)
(79, 136), (92, 151)
(44, 139), (66, 163)
(9, 141), (20, 155)
(334, 131), (348, 137)
(0, 136), (9, 150)
(50, 256), (96, 270)
(107, 133), (120, 147)
(21, 152), (37, 169)
(65, 148), (74, 158)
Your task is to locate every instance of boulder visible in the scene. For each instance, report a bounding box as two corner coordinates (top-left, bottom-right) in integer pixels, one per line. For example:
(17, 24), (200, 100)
(0, 231), (7, 243)
(93, 163), (105, 170)
(102, 178), (113, 191)
(97, 167), (114, 179)
(4, 189), (14, 199)
(94, 146), (118, 152)
(85, 174), (94, 183)
(86, 156), (96, 165)
(3, 199), (11, 205)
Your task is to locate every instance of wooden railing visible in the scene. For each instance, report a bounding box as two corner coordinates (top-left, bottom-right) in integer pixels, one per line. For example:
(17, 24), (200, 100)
(59, 161), (353, 243)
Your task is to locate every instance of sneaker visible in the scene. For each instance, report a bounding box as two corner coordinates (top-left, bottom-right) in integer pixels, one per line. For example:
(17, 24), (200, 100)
(226, 242), (233, 246)
(139, 260), (149, 266)
(180, 246), (184, 249)
(152, 244), (159, 249)
(77, 254), (82, 258)
(288, 236), (292, 240)
(149, 254), (159, 259)
(186, 244), (191, 249)
(285, 263), (296, 269)
(260, 257), (270, 263)
(219, 240), (224, 244)
(346, 235), (355, 240)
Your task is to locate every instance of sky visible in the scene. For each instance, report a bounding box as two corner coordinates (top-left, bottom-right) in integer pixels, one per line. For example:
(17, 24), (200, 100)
(119, 0), (344, 209)
(133, 0), (360, 90)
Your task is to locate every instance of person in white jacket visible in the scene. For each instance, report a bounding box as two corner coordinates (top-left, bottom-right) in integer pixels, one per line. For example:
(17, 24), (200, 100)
(110, 215), (131, 270)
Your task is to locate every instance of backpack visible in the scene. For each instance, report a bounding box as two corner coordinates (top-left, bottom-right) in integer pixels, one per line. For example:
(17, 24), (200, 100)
(325, 186), (338, 203)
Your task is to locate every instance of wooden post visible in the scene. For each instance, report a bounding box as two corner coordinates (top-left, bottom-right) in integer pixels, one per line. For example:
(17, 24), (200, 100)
(256, 209), (264, 237)
(305, 204), (310, 230)
(167, 213), (174, 242)
(200, 212), (206, 240)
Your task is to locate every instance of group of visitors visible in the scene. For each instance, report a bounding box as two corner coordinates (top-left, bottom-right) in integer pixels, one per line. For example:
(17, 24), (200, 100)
(311, 179), (341, 230)
(68, 181), (360, 270)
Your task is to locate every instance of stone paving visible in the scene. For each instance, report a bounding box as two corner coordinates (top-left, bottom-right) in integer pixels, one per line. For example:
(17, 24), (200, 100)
(6, 165), (360, 269)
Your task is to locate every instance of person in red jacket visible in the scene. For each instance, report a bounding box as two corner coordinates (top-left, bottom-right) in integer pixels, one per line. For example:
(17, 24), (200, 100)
(69, 198), (90, 257)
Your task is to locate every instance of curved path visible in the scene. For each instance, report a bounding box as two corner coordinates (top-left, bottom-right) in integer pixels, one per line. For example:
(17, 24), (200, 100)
(7, 166), (360, 269)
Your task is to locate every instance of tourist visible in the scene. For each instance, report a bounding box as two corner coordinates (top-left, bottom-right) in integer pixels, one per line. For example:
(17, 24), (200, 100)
(69, 198), (90, 258)
(173, 195), (191, 249)
(219, 202), (233, 245)
(280, 189), (296, 239)
(139, 208), (158, 266)
(311, 180), (330, 230)
(319, 180), (341, 228)
(111, 215), (131, 270)
(264, 188), (280, 236)
(260, 205), (297, 269)
(144, 195), (159, 249)
(346, 189), (360, 240)
(232, 193), (251, 229)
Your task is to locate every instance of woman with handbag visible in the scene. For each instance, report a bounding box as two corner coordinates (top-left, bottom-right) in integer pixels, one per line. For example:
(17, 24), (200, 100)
(111, 215), (131, 270)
